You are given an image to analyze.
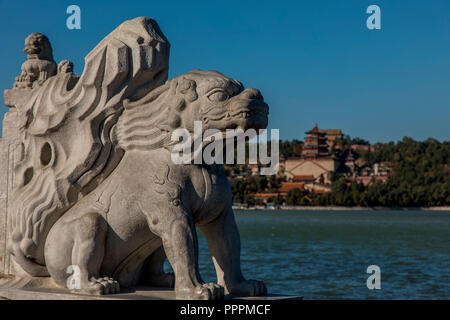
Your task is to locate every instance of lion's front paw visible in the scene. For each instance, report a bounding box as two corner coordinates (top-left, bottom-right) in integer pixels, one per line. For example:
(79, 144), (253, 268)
(176, 282), (224, 300)
(72, 277), (120, 296)
(91, 277), (120, 295)
(228, 280), (267, 297)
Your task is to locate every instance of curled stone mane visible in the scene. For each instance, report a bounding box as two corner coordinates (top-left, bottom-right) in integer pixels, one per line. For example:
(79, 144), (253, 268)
(114, 72), (203, 152)
(114, 82), (173, 151)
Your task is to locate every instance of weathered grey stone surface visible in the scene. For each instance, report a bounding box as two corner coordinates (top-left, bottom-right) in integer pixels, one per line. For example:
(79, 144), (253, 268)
(0, 17), (269, 300)
(0, 99), (23, 276)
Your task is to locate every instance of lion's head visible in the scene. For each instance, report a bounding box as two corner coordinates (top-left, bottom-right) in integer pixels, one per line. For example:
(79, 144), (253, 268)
(23, 32), (54, 61)
(116, 69), (269, 151)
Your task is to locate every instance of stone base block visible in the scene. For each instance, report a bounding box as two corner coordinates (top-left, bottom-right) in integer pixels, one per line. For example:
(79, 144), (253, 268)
(0, 276), (301, 300)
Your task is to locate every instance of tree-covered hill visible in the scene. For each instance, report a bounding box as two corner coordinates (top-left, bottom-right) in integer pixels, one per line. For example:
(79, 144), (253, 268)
(318, 137), (450, 206)
(228, 137), (450, 207)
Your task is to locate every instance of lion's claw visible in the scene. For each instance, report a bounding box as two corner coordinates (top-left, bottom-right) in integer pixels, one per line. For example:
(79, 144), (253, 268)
(71, 277), (120, 296)
(89, 277), (120, 295)
(177, 282), (224, 300)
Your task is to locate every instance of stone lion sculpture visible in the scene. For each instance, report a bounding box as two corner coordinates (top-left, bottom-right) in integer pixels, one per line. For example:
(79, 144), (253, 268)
(6, 17), (268, 300)
(13, 32), (57, 89)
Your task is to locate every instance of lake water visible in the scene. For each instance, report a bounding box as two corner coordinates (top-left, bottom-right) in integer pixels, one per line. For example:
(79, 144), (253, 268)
(191, 210), (450, 299)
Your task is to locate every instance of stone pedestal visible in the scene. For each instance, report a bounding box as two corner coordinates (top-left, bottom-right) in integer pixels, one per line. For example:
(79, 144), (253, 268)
(0, 276), (301, 300)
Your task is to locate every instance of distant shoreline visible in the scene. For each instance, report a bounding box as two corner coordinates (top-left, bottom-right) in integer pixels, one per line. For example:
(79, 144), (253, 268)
(233, 206), (450, 211)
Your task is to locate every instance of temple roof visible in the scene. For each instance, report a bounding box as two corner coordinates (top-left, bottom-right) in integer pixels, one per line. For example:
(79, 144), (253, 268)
(292, 175), (315, 181)
(305, 123), (342, 136)
(306, 123), (323, 134)
(279, 182), (305, 193)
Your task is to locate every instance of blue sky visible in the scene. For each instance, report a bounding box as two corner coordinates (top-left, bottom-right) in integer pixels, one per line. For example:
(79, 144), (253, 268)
(0, 0), (449, 143)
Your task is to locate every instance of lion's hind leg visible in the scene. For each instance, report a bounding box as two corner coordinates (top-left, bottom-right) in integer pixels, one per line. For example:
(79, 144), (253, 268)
(45, 211), (120, 295)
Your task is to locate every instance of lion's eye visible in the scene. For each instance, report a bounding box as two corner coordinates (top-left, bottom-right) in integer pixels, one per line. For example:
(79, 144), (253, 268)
(207, 90), (228, 102)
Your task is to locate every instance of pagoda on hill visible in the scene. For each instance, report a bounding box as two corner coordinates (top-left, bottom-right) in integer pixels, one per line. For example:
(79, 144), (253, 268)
(302, 123), (330, 159)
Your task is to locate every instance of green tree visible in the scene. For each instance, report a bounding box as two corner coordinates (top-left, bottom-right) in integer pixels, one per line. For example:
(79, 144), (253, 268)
(286, 188), (304, 206)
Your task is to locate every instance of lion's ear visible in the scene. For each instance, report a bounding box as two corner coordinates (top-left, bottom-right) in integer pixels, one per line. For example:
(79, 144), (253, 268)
(176, 77), (197, 102)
